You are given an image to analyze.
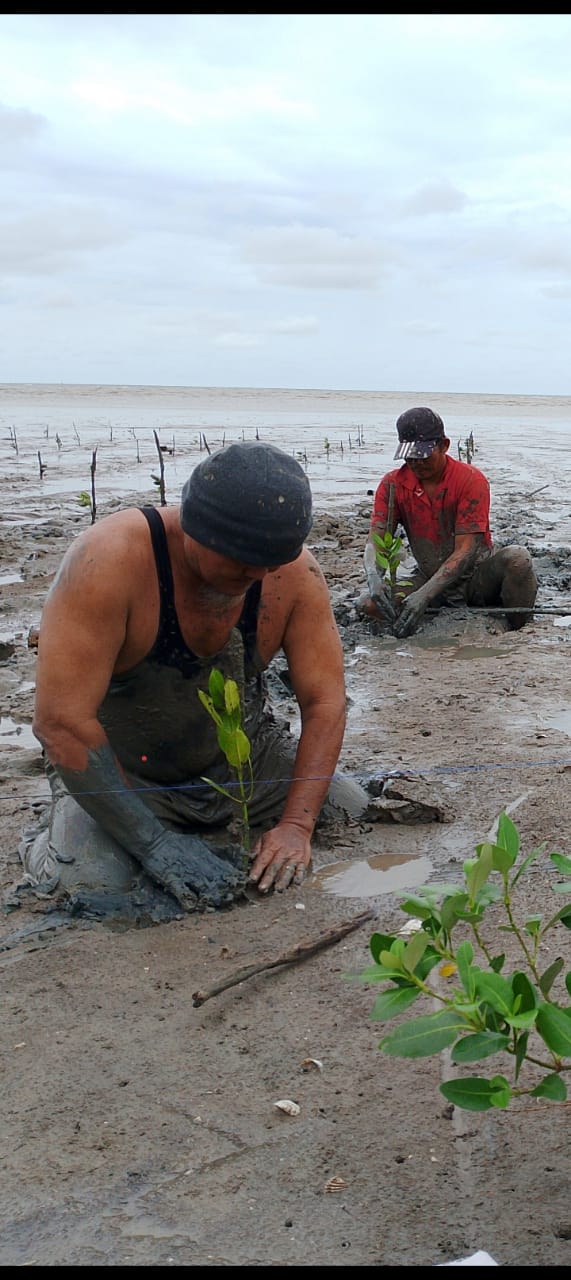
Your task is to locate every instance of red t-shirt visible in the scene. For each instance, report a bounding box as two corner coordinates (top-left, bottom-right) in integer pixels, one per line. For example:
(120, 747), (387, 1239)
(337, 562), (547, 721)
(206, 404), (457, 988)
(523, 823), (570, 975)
(371, 455), (493, 580)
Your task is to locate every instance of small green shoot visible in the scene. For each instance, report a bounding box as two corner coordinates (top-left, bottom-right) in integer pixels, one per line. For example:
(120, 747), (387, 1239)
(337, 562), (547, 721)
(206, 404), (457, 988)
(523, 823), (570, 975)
(372, 529), (413, 605)
(198, 668), (254, 858)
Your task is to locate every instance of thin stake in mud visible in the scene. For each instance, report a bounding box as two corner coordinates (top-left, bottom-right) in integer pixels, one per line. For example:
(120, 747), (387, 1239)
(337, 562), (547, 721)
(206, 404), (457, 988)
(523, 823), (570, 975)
(192, 907), (376, 1008)
(90, 447), (97, 525)
(152, 429), (166, 505)
(425, 606), (571, 616)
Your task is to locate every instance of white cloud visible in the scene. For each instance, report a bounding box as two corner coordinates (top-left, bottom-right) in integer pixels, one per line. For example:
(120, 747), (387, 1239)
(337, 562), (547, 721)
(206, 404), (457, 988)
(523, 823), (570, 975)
(1, 12), (571, 392)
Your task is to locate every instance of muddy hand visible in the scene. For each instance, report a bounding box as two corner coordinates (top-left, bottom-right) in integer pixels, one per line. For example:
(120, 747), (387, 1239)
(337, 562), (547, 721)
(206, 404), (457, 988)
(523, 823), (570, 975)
(144, 832), (248, 910)
(248, 823), (311, 895)
(392, 587), (429, 638)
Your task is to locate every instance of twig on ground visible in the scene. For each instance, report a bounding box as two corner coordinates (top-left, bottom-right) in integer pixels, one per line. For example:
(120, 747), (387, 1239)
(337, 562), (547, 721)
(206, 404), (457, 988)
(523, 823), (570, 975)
(191, 906), (376, 1008)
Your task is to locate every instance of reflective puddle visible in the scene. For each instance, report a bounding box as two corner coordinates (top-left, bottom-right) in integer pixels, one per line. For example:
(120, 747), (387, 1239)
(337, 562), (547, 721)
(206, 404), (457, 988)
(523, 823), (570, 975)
(543, 710), (571, 737)
(310, 851), (433, 899)
(0, 716), (37, 748)
(447, 644), (511, 661)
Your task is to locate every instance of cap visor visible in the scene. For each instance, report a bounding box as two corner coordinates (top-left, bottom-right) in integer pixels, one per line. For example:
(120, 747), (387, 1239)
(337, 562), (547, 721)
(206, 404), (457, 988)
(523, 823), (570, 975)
(394, 439), (439, 460)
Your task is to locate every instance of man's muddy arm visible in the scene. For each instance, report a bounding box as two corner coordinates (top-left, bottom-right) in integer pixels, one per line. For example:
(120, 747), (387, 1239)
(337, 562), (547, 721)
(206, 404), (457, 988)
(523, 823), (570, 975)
(249, 554), (347, 892)
(54, 744), (246, 910)
(393, 533), (480, 638)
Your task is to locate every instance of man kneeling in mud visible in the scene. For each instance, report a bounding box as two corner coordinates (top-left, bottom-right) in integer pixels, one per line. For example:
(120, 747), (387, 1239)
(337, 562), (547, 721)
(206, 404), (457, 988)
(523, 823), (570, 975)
(24, 441), (376, 919)
(358, 407), (538, 638)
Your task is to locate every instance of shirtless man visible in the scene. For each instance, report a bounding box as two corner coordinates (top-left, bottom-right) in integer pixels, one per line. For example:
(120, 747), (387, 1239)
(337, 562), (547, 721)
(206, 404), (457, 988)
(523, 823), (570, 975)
(358, 406), (538, 638)
(26, 441), (369, 917)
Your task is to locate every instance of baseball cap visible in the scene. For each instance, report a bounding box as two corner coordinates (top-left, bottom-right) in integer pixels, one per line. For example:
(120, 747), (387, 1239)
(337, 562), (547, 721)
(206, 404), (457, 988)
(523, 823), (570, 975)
(394, 407), (446, 460)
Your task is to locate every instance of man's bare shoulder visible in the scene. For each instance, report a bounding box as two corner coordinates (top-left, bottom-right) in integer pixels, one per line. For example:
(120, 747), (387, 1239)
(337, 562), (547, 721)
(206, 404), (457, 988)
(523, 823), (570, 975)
(265, 546), (326, 593)
(51, 506), (157, 590)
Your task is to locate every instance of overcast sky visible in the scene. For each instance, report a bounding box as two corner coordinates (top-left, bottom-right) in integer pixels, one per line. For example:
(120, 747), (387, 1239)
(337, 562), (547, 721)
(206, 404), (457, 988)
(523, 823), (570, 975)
(2, 13), (571, 395)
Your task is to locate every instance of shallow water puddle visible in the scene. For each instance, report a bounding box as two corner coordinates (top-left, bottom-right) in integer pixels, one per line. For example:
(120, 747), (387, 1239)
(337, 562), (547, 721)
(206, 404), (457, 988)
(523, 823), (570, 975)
(0, 716), (37, 748)
(543, 710), (571, 737)
(309, 851), (433, 899)
(447, 643), (512, 660)
(0, 571), (24, 586)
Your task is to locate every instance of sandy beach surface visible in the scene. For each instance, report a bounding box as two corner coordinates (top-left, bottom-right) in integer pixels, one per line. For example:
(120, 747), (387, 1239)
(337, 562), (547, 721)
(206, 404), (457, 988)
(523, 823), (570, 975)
(2, 387), (571, 1266)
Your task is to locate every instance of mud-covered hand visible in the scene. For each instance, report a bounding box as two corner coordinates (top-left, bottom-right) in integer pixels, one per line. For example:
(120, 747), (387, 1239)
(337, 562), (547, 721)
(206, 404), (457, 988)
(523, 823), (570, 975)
(393, 586), (431, 638)
(248, 821), (312, 895)
(363, 543), (397, 623)
(142, 831), (248, 911)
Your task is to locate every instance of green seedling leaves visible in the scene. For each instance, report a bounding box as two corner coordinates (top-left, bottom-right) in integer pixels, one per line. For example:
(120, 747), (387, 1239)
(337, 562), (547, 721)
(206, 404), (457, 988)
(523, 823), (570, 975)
(198, 667), (254, 852)
(354, 811), (571, 1111)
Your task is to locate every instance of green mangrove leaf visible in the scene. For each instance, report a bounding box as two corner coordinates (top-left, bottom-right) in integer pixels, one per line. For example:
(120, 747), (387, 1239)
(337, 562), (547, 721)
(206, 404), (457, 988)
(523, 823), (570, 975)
(466, 843), (493, 901)
(536, 1003), (571, 1056)
(514, 1030), (529, 1079)
(379, 1009), (468, 1058)
(197, 689), (222, 727)
(370, 932), (399, 963)
(456, 940), (475, 998)
(539, 958), (565, 997)
(217, 724), (251, 767)
(450, 1031), (510, 1064)
(512, 971), (537, 1012)
(370, 985), (421, 1021)
(208, 667), (226, 707)
(550, 852), (571, 875)
(473, 970), (515, 1018)
(531, 1073), (567, 1101)
(402, 930), (429, 974)
(439, 1076), (512, 1112)
(497, 811), (520, 858)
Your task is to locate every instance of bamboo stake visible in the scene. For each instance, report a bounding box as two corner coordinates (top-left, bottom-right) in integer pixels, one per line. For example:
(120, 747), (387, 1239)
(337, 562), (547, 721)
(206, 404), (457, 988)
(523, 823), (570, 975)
(387, 482), (395, 535)
(191, 906), (376, 1008)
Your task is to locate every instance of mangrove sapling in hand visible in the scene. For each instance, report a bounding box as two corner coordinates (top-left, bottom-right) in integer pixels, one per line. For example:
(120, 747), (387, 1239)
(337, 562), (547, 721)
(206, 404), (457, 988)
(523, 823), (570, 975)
(198, 667), (254, 864)
(353, 812), (571, 1111)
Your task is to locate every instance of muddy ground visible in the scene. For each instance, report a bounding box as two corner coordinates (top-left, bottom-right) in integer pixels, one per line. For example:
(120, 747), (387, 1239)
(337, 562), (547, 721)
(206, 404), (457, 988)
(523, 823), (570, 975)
(1, 489), (571, 1267)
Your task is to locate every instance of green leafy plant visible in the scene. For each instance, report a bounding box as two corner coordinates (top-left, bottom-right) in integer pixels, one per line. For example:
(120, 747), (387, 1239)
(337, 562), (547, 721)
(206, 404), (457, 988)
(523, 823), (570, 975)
(197, 668), (254, 856)
(371, 529), (413, 605)
(354, 812), (571, 1111)
(77, 491), (92, 508)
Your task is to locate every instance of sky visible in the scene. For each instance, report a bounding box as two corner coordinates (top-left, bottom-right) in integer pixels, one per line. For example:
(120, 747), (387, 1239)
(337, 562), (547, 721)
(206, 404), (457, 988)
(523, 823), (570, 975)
(1, 12), (571, 396)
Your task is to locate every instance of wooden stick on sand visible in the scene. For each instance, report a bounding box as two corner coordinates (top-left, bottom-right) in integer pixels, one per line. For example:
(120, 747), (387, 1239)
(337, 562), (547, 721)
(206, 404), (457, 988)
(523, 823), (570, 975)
(192, 907), (376, 1008)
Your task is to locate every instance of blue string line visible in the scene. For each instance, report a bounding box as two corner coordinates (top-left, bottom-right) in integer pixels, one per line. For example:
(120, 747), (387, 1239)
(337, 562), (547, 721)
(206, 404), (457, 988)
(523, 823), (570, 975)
(6, 755), (571, 800)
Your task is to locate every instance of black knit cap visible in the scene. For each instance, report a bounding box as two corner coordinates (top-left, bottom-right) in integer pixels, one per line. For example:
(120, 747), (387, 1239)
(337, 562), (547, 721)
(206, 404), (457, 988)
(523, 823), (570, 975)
(180, 441), (313, 566)
(394, 407), (446, 460)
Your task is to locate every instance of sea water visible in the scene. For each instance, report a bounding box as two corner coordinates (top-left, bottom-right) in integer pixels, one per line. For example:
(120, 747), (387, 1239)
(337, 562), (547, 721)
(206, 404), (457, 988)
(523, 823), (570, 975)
(0, 383), (569, 522)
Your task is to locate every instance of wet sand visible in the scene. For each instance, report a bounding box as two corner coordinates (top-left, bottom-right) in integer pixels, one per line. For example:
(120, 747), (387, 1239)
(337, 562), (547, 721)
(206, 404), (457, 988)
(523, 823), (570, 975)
(1, 389), (571, 1265)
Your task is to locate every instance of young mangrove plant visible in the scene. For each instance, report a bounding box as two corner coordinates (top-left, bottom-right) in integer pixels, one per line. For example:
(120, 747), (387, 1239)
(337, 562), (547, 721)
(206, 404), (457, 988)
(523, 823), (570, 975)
(371, 529), (412, 607)
(197, 667), (254, 859)
(354, 812), (571, 1111)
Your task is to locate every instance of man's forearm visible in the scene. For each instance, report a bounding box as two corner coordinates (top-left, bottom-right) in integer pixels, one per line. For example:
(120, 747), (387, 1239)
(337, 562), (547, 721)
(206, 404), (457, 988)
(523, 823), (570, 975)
(423, 548), (478, 601)
(279, 708), (346, 833)
(55, 742), (167, 863)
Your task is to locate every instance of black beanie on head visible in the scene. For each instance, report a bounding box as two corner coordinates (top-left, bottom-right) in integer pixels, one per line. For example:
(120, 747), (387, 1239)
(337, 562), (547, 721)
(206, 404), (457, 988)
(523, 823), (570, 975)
(180, 441), (313, 567)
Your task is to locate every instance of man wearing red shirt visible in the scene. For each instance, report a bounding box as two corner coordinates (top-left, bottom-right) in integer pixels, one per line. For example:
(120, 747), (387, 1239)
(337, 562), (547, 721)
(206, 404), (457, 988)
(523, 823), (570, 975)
(358, 406), (538, 639)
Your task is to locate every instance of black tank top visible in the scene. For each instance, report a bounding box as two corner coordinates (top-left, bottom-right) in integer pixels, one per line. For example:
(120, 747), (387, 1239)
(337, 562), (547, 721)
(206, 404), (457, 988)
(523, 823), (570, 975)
(140, 505), (262, 680)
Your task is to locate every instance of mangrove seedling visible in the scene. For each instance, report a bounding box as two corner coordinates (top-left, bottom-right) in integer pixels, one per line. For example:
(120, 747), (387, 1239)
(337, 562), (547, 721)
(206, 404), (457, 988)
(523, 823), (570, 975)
(371, 529), (413, 606)
(353, 812), (571, 1111)
(198, 667), (254, 859)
